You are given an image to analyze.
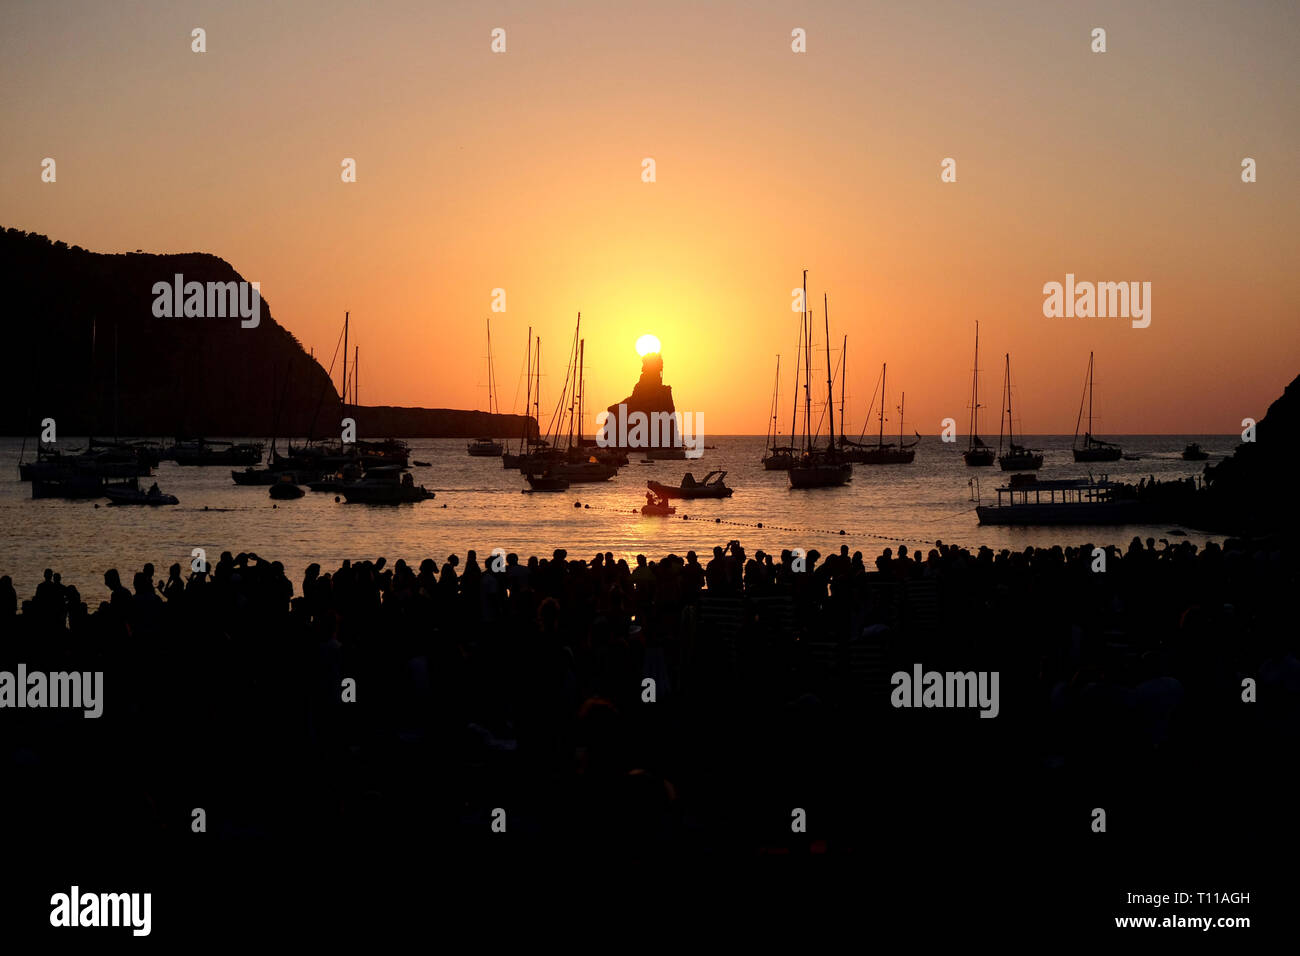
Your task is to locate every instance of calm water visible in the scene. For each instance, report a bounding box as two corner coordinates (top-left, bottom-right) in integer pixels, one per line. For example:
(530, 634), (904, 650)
(0, 435), (1232, 598)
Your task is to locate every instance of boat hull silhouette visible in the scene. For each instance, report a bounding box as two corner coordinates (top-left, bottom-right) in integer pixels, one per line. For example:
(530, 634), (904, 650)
(1073, 445), (1122, 462)
(789, 459), (852, 488)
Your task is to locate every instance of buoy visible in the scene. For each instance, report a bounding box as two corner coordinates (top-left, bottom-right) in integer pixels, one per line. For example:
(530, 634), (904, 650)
(839, 530), (846, 535)
(584, 504), (590, 509)
(93, 503), (99, 509)
(334, 496), (341, 503)
(715, 517), (721, 523)
(757, 522), (763, 528)
(574, 501), (581, 508)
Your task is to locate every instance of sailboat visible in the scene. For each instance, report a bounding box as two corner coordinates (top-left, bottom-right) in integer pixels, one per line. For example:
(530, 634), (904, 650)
(468, 317), (505, 456)
(551, 333), (617, 481)
(503, 329), (549, 468)
(963, 322), (995, 466)
(842, 362), (919, 464)
(789, 280), (852, 488)
(997, 354), (1044, 471)
(761, 356), (794, 470)
(524, 314), (616, 485)
(1072, 351), (1122, 462)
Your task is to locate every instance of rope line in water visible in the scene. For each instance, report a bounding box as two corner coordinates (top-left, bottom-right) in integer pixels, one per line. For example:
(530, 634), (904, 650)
(571, 500), (945, 549)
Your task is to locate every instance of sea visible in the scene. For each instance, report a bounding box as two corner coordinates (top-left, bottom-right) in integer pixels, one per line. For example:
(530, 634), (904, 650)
(0, 435), (1234, 600)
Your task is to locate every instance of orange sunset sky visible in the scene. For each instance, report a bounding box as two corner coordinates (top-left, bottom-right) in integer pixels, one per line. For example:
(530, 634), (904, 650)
(2, 0), (1298, 435)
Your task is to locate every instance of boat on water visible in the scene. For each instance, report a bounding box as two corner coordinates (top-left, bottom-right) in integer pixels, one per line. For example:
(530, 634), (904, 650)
(89, 438), (163, 469)
(20, 443), (154, 480)
(467, 318), (505, 457)
(521, 313), (620, 486)
(269, 475), (305, 499)
(32, 475), (139, 500)
(1072, 352), (1123, 462)
(505, 330), (548, 468)
(976, 477), (1147, 525)
(996, 354), (1044, 471)
(340, 467), (436, 503)
(841, 361), (918, 464)
(647, 470), (733, 499)
(763, 446), (795, 471)
(306, 462), (364, 492)
(524, 473), (570, 491)
(105, 483), (179, 506)
(789, 279), (852, 489)
(1182, 442), (1209, 461)
(963, 322), (995, 466)
(760, 357), (796, 470)
(641, 493), (676, 516)
(170, 438), (265, 466)
(549, 459), (617, 482)
(412, 460), (431, 467)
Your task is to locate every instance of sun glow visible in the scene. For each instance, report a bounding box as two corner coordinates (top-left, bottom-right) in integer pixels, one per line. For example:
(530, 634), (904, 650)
(635, 334), (661, 357)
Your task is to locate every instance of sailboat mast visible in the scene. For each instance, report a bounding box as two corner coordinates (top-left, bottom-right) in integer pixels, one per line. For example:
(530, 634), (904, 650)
(535, 336), (541, 443)
(1004, 354), (1014, 447)
(969, 322), (980, 448)
(768, 356), (781, 447)
(879, 363), (887, 447)
(342, 311), (349, 406)
(824, 293), (834, 453)
(840, 334), (847, 447)
(789, 322), (801, 448)
(354, 346), (359, 407)
(802, 270), (811, 451)
(1088, 351), (1094, 435)
(521, 327), (532, 452)
(899, 392), (905, 445)
(113, 323), (119, 439)
(575, 338), (585, 449)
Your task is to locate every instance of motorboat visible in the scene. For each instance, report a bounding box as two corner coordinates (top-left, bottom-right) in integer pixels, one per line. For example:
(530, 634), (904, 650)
(647, 470), (733, 499)
(340, 468), (435, 503)
(105, 484), (179, 506)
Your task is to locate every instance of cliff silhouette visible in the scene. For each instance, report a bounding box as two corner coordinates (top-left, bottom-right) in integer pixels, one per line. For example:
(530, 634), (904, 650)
(1195, 371), (1300, 533)
(606, 352), (679, 445)
(0, 229), (535, 439)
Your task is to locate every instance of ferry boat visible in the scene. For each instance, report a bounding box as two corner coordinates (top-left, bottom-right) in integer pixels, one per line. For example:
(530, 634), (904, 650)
(976, 477), (1147, 525)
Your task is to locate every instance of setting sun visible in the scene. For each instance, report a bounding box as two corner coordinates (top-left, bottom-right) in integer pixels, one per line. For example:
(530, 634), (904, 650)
(635, 334), (662, 357)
